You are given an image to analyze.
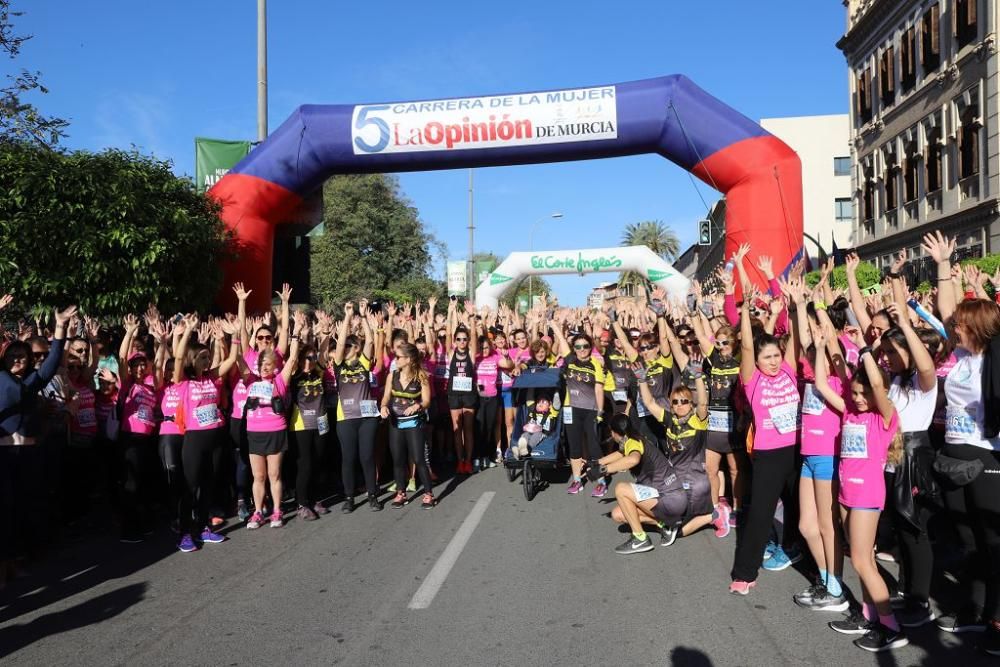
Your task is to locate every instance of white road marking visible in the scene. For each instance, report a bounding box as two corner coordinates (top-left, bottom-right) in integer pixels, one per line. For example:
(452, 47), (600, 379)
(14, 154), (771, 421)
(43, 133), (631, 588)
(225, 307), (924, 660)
(408, 491), (495, 610)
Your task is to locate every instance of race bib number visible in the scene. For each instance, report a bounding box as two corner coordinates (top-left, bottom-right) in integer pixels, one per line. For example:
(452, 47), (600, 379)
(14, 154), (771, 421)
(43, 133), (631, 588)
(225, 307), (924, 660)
(77, 407), (96, 428)
(452, 376), (473, 392)
(945, 405), (978, 438)
(636, 398), (649, 419)
(768, 402), (799, 435)
(360, 400), (380, 418)
(249, 382), (273, 400)
(194, 404), (220, 428)
(563, 407), (574, 424)
(708, 409), (733, 433)
(801, 384), (826, 416)
(369, 372), (378, 388)
(612, 390), (627, 403)
(501, 371), (513, 385)
(136, 404), (155, 425)
(317, 414), (330, 435)
(840, 422), (868, 459)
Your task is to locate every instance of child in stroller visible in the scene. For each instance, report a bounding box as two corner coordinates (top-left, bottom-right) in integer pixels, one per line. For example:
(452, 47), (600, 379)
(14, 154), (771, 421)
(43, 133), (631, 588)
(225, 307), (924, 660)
(512, 392), (557, 459)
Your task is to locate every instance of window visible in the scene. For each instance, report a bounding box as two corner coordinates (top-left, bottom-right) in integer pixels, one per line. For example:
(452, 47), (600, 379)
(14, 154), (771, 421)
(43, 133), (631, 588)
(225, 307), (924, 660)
(954, 0), (978, 50)
(856, 68), (873, 124)
(921, 4), (940, 75)
(903, 133), (919, 202)
(900, 26), (916, 92)
(959, 108), (981, 180)
(834, 156), (851, 176)
(924, 116), (943, 193)
(862, 164), (875, 221)
(835, 198), (853, 222)
(879, 47), (896, 107)
(883, 149), (898, 211)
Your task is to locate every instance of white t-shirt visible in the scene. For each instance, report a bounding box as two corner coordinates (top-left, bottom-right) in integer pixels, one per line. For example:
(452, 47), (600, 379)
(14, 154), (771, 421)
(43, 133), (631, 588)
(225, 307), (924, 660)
(944, 349), (1000, 451)
(888, 372), (937, 433)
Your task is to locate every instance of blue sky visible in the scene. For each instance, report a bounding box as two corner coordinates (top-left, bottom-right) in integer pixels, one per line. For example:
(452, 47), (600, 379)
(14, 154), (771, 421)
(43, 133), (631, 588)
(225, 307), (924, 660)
(16, 1), (848, 305)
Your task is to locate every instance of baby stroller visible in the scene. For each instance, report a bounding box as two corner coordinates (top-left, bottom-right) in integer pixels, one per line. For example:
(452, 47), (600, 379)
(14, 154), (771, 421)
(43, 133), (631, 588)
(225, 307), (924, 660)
(503, 367), (565, 501)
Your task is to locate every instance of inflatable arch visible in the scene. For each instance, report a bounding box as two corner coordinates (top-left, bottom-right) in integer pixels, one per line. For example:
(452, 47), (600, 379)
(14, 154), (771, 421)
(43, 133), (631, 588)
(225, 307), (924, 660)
(209, 75), (802, 312)
(475, 246), (688, 309)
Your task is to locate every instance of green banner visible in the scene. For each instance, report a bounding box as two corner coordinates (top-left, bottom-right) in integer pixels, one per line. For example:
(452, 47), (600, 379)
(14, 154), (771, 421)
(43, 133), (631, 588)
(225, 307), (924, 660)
(475, 259), (496, 286)
(195, 137), (252, 193)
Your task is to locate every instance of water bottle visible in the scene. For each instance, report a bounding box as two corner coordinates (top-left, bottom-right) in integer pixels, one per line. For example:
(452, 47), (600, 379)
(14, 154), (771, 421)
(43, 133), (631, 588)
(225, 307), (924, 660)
(907, 298), (948, 339)
(724, 260), (735, 273)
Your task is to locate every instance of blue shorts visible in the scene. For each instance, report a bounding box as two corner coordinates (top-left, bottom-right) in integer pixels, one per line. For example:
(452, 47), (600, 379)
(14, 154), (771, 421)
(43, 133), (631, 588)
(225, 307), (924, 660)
(800, 455), (836, 482)
(501, 388), (513, 409)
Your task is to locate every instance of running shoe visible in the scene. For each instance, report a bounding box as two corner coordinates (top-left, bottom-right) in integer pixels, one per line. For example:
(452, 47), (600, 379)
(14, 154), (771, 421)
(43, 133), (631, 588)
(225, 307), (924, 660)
(728, 580), (756, 595)
(391, 490), (407, 508)
(590, 482), (607, 498)
(421, 493), (435, 509)
(341, 497), (354, 514)
(875, 551), (897, 563)
(802, 588), (849, 612)
(368, 495), (383, 512)
(829, 610), (871, 635)
(237, 500), (251, 522)
(200, 528), (226, 544)
(762, 540), (777, 562)
(936, 609), (986, 633)
(853, 624), (908, 652)
(472, 459), (481, 473)
(269, 510), (284, 528)
(898, 601), (936, 628)
(298, 506), (318, 522)
(407, 478), (417, 492)
(177, 534), (198, 553)
(711, 505), (731, 538)
(313, 502), (329, 515)
(793, 581), (825, 607)
(388, 481), (397, 493)
(762, 545), (794, 571)
(119, 533), (143, 544)
(614, 534), (654, 555)
(660, 524), (678, 547)
(566, 480), (584, 495)
(246, 511), (263, 530)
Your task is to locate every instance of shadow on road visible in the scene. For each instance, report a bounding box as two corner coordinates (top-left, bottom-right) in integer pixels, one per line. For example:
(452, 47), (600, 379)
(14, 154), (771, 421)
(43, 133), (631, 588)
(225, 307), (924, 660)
(0, 582), (146, 659)
(671, 646), (713, 666)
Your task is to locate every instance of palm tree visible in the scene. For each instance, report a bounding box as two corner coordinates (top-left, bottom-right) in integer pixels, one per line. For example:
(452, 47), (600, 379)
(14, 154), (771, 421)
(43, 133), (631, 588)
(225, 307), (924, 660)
(618, 220), (680, 290)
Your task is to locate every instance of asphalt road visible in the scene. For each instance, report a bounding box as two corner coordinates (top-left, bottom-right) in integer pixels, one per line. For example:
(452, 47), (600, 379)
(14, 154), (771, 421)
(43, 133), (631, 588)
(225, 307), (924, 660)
(0, 467), (992, 666)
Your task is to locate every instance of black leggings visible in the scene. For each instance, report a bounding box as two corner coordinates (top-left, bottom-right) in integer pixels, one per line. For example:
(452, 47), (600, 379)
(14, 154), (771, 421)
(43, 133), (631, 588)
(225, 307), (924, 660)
(337, 418), (378, 498)
(389, 424), (432, 493)
(292, 429), (323, 507)
(565, 407), (599, 460)
(475, 395), (501, 459)
(731, 445), (798, 583)
(159, 434), (185, 523)
(941, 444), (1000, 621)
(890, 433), (937, 604)
(180, 428), (222, 533)
(117, 432), (156, 536)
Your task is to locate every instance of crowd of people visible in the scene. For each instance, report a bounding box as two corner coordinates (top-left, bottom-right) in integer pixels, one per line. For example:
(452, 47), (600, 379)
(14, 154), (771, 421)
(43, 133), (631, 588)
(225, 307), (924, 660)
(2, 229), (1000, 656)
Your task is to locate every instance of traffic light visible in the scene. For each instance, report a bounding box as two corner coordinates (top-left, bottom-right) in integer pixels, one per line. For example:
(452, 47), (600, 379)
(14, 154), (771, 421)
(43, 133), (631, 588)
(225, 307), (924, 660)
(698, 220), (711, 245)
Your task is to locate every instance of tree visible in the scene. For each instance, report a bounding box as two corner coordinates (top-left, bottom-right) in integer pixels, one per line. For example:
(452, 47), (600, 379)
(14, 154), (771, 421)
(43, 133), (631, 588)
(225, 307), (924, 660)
(619, 220), (680, 288)
(804, 262), (881, 290)
(1, 1), (67, 147)
(310, 174), (444, 308)
(0, 142), (231, 317)
(472, 251), (551, 309)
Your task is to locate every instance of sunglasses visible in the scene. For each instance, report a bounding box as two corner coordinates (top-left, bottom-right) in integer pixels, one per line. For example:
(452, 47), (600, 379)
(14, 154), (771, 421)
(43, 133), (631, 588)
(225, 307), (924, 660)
(574, 344), (591, 350)
(639, 345), (656, 352)
(716, 339), (732, 346)
(437, 335), (446, 340)
(455, 337), (469, 342)
(304, 355), (318, 361)
(671, 398), (691, 406)
(32, 351), (47, 359)
(257, 335), (273, 342)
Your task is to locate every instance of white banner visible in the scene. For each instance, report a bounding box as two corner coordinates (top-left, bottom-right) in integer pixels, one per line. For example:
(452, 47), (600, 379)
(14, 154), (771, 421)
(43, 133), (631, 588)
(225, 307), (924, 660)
(352, 86), (618, 155)
(447, 261), (467, 296)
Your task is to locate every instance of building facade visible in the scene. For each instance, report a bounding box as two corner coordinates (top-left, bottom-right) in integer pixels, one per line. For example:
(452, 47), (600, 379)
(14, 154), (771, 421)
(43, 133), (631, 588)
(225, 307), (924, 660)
(760, 115), (854, 256)
(837, 0), (999, 283)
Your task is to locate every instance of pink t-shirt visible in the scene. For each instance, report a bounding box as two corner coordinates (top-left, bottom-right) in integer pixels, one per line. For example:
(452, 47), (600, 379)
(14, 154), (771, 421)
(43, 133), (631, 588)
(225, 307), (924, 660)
(244, 347), (284, 376)
(231, 366), (250, 420)
(432, 345), (449, 393)
(70, 380), (97, 436)
(475, 351), (502, 398)
(800, 376), (844, 456)
(839, 334), (860, 367)
(182, 377), (225, 432)
(838, 408), (899, 509)
(245, 373), (288, 433)
(744, 361), (800, 451)
(159, 383), (183, 436)
(122, 376), (158, 435)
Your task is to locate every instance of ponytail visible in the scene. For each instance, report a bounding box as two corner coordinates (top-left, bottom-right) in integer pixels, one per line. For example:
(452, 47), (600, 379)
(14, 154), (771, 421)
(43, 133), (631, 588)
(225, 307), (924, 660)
(887, 430), (904, 467)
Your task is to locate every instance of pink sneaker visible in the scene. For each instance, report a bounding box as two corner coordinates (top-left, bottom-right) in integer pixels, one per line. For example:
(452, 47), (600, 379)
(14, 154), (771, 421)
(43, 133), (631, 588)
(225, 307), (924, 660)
(729, 580), (756, 595)
(567, 480), (584, 495)
(712, 504), (731, 538)
(269, 510), (284, 528)
(590, 482), (608, 498)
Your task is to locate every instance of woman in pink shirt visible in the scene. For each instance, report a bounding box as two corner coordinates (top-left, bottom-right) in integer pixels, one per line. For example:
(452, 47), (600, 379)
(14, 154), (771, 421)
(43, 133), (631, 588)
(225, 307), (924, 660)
(505, 329), (532, 459)
(729, 280), (801, 596)
(238, 312), (302, 530)
(474, 333), (513, 471)
(172, 315), (240, 553)
(815, 330), (905, 652)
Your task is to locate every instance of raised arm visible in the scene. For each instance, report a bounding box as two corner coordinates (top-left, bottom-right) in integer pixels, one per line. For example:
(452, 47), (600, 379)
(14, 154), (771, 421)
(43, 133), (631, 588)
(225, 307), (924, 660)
(922, 231), (957, 322)
(332, 302), (354, 367)
(172, 314), (198, 384)
(739, 297), (755, 385)
(233, 282), (252, 351)
(118, 313), (140, 368)
(612, 318), (639, 363)
(694, 373), (708, 421)
(844, 253), (874, 335)
(860, 346), (896, 427)
(280, 311), (304, 385)
(276, 282), (292, 357)
(660, 314), (689, 369)
(211, 320), (241, 380)
(813, 330), (847, 413)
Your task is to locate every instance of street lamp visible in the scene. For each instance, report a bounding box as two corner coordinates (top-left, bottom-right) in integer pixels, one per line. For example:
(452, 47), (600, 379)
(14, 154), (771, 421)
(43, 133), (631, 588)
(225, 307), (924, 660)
(528, 212), (564, 308)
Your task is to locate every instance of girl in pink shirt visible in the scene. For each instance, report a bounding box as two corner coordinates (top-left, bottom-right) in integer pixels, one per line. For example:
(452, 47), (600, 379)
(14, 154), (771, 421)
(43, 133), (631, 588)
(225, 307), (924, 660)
(815, 331), (905, 651)
(236, 311), (302, 530)
(474, 334), (513, 470)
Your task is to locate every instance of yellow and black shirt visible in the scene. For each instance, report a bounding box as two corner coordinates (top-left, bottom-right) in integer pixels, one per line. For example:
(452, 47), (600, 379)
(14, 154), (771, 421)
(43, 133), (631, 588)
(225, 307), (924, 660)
(335, 355), (376, 420)
(562, 353), (607, 412)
